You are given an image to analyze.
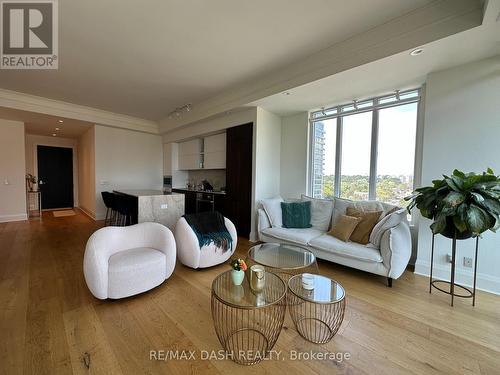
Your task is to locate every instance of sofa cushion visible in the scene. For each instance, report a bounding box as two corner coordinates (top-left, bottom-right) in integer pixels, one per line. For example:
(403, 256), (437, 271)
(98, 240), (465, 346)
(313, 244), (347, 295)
(281, 201), (312, 228)
(346, 207), (383, 245)
(301, 194), (334, 231)
(353, 200), (384, 213)
(370, 208), (407, 247)
(327, 214), (361, 242)
(309, 234), (383, 262)
(108, 247), (166, 299)
(332, 198), (354, 226)
(261, 227), (323, 246)
(261, 197), (284, 228)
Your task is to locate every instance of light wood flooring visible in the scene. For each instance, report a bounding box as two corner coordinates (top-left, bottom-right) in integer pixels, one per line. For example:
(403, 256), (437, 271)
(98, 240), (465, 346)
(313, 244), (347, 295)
(1, 211), (499, 374)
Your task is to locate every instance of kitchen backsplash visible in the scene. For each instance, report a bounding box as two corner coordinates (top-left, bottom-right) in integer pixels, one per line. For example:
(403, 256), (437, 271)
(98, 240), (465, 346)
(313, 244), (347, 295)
(186, 169), (226, 190)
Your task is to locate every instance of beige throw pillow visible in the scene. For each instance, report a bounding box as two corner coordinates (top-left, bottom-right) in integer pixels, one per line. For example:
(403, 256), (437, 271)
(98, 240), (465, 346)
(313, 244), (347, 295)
(346, 207), (382, 245)
(328, 214), (361, 242)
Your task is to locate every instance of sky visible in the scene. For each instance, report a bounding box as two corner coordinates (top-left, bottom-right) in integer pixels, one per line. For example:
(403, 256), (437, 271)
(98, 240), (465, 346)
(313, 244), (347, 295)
(321, 102), (417, 176)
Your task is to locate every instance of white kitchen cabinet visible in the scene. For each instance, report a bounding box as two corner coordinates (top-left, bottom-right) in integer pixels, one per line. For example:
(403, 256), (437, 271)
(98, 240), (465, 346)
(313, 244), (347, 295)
(163, 143), (172, 175)
(204, 133), (226, 153)
(178, 139), (202, 170)
(204, 133), (226, 169)
(178, 153), (202, 170)
(178, 139), (202, 156)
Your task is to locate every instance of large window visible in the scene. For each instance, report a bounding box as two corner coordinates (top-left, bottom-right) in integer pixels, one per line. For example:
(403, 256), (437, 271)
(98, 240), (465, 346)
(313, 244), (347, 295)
(310, 89), (419, 206)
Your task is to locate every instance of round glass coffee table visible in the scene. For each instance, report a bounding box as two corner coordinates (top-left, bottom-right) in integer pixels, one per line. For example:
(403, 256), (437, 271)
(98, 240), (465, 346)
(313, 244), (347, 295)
(246, 243), (319, 282)
(287, 274), (346, 344)
(211, 270), (286, 365)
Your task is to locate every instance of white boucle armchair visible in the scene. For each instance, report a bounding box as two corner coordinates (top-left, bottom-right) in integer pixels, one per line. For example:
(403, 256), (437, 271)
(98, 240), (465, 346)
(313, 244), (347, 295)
(83, 222), (176, 299)
(174, 216), (237, 269)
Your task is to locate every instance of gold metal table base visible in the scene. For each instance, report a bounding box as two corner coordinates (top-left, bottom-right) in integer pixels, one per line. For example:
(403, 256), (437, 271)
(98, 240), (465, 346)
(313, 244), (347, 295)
(211, 271), (286, 366)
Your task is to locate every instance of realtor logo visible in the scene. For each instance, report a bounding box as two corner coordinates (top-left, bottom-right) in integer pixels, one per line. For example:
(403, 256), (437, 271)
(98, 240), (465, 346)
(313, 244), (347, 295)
(1, 0), (58, 69)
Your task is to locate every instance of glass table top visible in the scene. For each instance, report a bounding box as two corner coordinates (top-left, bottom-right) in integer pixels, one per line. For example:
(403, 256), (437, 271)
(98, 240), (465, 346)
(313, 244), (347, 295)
(288, 274), (345, 304)
(247, 243), (316, 270)
(212, 270), (286, 308)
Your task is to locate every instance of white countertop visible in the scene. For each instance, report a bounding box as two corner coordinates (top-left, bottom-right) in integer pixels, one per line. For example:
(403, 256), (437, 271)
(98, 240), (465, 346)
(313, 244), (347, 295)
(114, 189), (183, 197)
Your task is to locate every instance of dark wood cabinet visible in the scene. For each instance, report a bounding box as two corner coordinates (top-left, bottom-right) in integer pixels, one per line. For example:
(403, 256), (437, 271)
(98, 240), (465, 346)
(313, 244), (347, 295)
(225, 122), (253, 238)
(214, 194), (225, 214)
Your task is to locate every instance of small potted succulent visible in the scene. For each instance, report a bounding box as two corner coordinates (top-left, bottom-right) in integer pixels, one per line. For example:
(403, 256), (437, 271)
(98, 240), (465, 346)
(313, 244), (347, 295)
(230, 258), (247, 285)
(405, 169), (500, 239)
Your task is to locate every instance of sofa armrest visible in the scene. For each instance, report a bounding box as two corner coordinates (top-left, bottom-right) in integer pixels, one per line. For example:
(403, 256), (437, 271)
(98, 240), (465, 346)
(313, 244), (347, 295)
(379, 222), (412, 279)
(257, 208), (271, 236)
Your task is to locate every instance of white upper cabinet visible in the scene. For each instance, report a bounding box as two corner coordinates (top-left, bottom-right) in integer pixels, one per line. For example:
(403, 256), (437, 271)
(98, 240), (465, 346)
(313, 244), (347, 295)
(176, 133), (226, 170)
(204, 133), (226, 169)
(178, 139), (202, 170)
(163, 143), (173, 175)
(178, 139), (202, 156)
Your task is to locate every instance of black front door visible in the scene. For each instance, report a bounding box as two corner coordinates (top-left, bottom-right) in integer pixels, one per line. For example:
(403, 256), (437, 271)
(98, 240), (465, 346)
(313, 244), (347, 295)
(37, 145), (74, 209)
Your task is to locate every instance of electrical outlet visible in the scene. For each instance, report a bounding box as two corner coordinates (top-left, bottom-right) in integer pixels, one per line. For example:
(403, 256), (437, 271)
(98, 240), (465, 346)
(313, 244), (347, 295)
(160, 204), (168, 209)
(463, 257), (473, 268)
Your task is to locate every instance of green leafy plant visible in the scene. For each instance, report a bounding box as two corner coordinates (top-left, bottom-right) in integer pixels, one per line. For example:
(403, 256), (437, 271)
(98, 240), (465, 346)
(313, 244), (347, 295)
(405, 169), (500, 238)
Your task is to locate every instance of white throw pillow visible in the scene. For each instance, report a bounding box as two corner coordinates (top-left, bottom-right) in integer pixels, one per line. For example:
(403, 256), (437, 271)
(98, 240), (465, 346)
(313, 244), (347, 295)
(260, 197), (284, 228)
(331, 197), (353, 227)
(301, 194), (334, 232)
(353, 200), (384, 214)
(369, 208), (407, 247)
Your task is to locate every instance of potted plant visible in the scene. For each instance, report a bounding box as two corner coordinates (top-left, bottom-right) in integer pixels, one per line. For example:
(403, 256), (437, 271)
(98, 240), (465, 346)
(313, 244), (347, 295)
(26, 174), (37, 192)
(405, 169), (500, 239)
(230, 258), (247, 285)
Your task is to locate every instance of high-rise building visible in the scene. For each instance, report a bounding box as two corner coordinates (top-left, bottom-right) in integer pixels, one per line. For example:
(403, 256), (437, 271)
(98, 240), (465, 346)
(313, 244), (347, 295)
(312, 122), (326, 198)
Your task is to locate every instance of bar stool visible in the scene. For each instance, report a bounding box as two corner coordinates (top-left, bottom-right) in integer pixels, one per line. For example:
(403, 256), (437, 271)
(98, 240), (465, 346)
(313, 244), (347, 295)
(101, 192), (116, 226)
(113, 193), (135, 226)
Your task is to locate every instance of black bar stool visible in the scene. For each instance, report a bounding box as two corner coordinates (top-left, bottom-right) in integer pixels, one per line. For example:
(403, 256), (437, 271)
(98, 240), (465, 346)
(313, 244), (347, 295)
(101, 192), (116, 226)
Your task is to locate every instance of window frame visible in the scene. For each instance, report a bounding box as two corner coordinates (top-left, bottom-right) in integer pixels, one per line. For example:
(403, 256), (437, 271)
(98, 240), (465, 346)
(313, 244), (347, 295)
(308, 88), (421, 202)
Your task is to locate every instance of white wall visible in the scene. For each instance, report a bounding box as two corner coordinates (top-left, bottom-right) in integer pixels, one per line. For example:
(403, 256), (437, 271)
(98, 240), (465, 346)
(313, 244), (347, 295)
(94, 125), (163, 219)
(0, 120), (27, 222)
(252, 107), (282, 239)
(280, 112), (309, 199)
(415, 55), (500, 294)
(25, 134), (79, 209)
(78, 127), (96, 218)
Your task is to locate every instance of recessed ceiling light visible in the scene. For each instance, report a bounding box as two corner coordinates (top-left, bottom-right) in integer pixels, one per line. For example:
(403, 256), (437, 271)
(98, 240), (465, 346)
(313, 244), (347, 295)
(52, 133), (57, 136)
(410, 48), (424, 56)
(58, 120), (64, 123)
(55, 127), (60, 131)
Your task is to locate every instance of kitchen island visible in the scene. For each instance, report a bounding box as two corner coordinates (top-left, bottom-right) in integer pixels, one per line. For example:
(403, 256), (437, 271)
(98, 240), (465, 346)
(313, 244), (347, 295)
(113, 189), (184, 230)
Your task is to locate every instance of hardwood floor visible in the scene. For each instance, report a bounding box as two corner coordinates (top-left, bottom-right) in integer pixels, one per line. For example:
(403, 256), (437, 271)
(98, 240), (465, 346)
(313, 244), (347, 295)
(1, 211), (499, 374)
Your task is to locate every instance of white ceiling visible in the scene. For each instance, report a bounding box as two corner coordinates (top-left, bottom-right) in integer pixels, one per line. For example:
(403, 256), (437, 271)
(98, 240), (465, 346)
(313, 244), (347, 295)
(0, 0), (435, 121)
(250, 1), (500, 115)
(0, 106), (93, 138)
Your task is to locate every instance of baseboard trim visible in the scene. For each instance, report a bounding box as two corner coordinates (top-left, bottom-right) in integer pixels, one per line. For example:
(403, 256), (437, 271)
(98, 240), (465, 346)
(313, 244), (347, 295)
(0, 213), (28, 223)
(77, 206), (97, 221)
(415, 259), (500, 295)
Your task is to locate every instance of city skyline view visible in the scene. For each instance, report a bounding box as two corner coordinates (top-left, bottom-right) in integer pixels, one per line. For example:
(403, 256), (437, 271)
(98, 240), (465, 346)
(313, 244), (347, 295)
(312, 102), (418, 206)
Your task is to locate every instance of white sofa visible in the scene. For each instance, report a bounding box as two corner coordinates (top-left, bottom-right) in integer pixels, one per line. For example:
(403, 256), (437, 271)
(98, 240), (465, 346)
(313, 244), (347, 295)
(83, 222), (176, 299)
(174, 216), (238, 269)
(258, 196), (412, 286)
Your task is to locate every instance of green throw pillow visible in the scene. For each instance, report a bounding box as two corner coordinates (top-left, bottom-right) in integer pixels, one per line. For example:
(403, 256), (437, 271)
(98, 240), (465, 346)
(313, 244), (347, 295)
(281, 201), (312, 229)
